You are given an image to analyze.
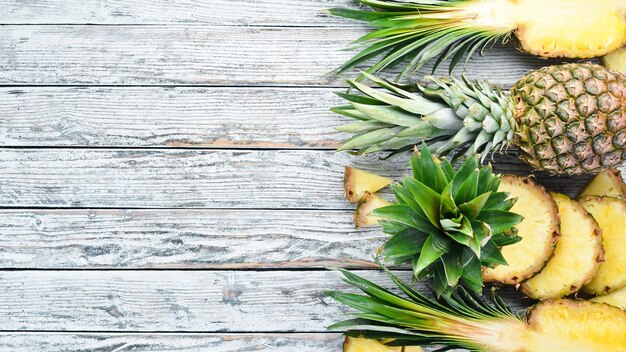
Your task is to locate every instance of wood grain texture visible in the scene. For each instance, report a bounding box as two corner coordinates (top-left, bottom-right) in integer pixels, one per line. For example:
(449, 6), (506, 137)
(0, 26), (567, 86)
(0, 270), (529, 332)
(0, 87), (346, 148)
(0, 0), (357, 26)
(0, 333), (345, 352)
(0, 148), (608, 209)
(0, 209), (384, 269)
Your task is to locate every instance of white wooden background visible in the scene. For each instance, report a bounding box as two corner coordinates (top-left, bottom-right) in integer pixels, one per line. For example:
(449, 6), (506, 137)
(0, 1), (620, 351)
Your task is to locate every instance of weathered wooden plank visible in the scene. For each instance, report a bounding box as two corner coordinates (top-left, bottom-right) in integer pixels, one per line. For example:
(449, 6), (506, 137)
(0, 148), (607, 209)
(0, 270), (528, 332)
(0, 209), (385, 269)
(0, 333), (345, 352)
(0, 87), (346, 148)
(0, 26), (566, 86)
(0, 0), (357, 26)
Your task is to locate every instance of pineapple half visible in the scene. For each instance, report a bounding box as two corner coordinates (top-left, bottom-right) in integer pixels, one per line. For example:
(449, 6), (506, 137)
(344, 167), (392, 204)
(330, 0), (626, 78)
(578, 168), (626, 199)
(343, 337), (422, 352)
(354, 192), (391, 228)
(520, 193), (603, 300)
(482, 175), (559, 285)
(591, 286), (626, 310)
(579, 196), (626, 295)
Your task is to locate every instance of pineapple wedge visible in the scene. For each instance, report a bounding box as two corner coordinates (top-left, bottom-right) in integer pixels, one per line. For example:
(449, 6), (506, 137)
(579, 196), (626, 295)
(528, 300), (626, 350)
(520, 193), (603, 300)
(482, 175), (560, 285)
(603, 47), (626, 74)
(591, 286), (626, 310)
(344, 167), (392, 204)
(578, 169), (626, 199)
(343, 337), (422, 352)
(354, 192), (391, 228)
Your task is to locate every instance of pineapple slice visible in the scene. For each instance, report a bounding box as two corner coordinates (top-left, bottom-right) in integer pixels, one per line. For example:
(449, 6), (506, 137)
(528, 300), (626, 351)
(343, 337), (422, 352)
(591, 286), (626, 310)
(603, 47), (626, 74)
(578, 169), (626, 199)
(344, 167), (392, 204)
(579, 196), (626, 295)
(482, 175), (560, 285)
(520, 193), (603, 300)
(354, 192), (391, 228)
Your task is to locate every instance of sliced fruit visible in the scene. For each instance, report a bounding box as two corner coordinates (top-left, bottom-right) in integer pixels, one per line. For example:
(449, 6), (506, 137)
(578, 169), (626, 199)
(579, 196), (626, 295)
(604, 47), (626, 74)
(528, 299), (626, 351)
(591, 286), (626, 310)
(520, 193), (603, 299)
(482, 175), (560, 285)
(354, 192), (391, 228)
(343, 337), (422, 352)
(344, 167), (392, 204)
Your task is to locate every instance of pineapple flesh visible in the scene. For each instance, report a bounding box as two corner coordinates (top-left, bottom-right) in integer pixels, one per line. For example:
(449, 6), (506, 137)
(344, 167), (392, 204)
(578, 168), (626, 199)
(527, 300), (626, 352)
(604, 47), (626, 74)
(591, 286), (626, 310)
(354, 192), (391, 228)
(520, 193), (603, 300)
(343, 337), (422, 352)
(482, 175), (559, 285)
(579, 196), (626, 295)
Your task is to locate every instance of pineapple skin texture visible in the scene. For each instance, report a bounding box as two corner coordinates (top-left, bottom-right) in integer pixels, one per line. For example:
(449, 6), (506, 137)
(512, 63), (626, 175)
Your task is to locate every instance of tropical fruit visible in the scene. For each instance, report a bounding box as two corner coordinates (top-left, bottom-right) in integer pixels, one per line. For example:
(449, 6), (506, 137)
(579, 196), (626, 295)
(591, 286), (626, 310)
(329, 0), (626, 78)
(578, 168), (626, 199)
(328, 267), (626, 351)
(520, 193), (603, 300)
(354, 192), (391, 228)
(604, 47), (626, 74)
(334, 63), (626, 175)
(375, 147), (522, 296)
(482, 175), (559, 285)
(343, 337), (422, 352)
(344, 167), (392, 203)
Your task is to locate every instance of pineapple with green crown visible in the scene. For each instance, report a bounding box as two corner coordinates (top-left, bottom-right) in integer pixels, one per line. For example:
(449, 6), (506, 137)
(335, 63), (626, 175)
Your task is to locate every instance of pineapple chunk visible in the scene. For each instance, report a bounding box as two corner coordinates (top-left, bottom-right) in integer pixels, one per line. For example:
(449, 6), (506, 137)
(591, 286), (626, 310)
(482, 175), (559, 285)
(520, 194), (603, 300)
(578, 169), (626, 199)
(528, 300), (626, 351)
(344, 167), (392, 204)
(354, 192), (391, 228)
(603, 47), (626, 74)
(343, 337), (422, 352)
(579, 197), (626, 295)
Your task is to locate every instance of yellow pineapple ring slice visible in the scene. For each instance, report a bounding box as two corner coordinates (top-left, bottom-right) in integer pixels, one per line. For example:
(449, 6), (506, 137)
(482, 175), (559, 285)
(579, 196), (626, 295)
(520, 193), (603, 300)
(578, 169), (626, 200)
(591, 285), (626, 310)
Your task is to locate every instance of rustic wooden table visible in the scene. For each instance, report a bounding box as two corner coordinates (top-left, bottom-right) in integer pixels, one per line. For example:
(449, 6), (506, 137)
(0, 1), (620, 351)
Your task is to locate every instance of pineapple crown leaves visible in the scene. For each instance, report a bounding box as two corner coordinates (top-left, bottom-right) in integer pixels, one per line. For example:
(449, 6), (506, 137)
(325, 261), (518, 351)
(334, 72), (516, 162)
(327, 0), (514, 81)
(373, 145), (522, 296)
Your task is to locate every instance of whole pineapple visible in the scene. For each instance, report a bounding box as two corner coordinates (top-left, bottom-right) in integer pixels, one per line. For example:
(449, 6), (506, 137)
(335, 63), (626, 175)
